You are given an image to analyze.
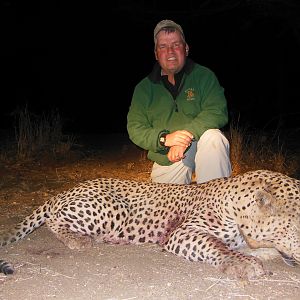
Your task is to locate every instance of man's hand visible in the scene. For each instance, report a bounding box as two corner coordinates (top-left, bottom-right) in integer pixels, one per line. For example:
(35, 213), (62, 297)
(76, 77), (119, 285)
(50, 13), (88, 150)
(167, 145), (187, 163)
(165, 130), (193, 148)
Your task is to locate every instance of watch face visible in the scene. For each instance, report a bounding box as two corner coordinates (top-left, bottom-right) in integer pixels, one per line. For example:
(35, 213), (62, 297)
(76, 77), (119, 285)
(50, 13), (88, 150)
(159, 136), (166, 146)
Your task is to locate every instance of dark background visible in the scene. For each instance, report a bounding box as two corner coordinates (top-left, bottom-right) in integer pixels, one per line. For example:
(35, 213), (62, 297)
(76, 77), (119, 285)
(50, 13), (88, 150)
(1, 0), (300, 133)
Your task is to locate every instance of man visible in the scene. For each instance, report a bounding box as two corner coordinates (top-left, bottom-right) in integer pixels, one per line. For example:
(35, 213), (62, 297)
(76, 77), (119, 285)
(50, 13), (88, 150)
(127, 19), (232, 184)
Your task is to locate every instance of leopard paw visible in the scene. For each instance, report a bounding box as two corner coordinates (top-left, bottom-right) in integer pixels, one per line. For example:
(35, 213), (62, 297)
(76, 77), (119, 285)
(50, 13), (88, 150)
(220, 256), (267, 280)
(64, 235), (93, 250)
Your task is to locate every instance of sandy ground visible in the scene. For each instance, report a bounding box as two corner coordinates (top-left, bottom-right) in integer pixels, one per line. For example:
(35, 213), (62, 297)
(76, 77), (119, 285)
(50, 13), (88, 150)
(0, 133), (300, 300)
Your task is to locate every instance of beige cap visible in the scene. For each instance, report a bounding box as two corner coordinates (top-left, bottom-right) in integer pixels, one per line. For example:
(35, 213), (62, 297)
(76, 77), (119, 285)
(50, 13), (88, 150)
(153, 20), (185, 43)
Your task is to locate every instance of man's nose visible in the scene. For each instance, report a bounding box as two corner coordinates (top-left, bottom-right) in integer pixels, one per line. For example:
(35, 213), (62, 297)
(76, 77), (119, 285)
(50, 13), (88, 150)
(167, 45), (175, 53)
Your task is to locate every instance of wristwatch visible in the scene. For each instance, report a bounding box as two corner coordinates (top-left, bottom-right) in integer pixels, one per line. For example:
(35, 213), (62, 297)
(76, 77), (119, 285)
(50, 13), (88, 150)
(159, 133), (168, 147)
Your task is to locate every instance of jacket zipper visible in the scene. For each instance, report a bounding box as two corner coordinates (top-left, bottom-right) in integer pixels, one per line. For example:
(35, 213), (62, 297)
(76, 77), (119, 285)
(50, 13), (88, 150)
(174, 74), (185, 112)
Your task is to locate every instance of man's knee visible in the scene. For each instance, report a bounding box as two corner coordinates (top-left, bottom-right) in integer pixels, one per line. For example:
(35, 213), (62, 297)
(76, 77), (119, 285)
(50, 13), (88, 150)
(199, 129), (229, 146)
(150, 162), (193, 184)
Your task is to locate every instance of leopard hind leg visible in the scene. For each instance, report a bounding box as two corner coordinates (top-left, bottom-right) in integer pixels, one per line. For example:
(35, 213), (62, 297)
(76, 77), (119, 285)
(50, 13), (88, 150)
(46, 218), (92, 250)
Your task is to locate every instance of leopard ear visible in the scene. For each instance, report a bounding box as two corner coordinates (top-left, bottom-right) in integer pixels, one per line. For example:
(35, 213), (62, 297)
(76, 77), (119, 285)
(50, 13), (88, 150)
(255, 190), (277, 215)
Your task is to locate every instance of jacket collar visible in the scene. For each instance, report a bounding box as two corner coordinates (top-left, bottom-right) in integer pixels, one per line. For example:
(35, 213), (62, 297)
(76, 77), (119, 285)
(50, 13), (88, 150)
(148, 58), (195, 83)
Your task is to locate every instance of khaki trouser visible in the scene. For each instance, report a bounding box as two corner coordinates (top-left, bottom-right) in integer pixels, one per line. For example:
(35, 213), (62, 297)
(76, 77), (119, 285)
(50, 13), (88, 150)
(150, 129), (232, 184)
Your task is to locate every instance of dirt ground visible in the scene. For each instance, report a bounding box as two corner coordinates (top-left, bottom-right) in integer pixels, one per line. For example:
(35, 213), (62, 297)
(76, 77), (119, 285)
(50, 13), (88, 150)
(0, 133), (300, 300)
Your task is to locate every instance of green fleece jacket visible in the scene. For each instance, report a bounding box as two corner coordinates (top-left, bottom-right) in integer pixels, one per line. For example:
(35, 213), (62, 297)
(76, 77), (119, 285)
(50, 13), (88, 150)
(127, 58), (228, 166)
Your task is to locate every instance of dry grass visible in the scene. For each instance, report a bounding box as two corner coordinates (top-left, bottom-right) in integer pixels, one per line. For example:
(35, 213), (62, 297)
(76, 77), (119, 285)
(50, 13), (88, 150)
(1, 107), (75, 162)
(229, 121), (297, 177)
(0, 107), (298, 178)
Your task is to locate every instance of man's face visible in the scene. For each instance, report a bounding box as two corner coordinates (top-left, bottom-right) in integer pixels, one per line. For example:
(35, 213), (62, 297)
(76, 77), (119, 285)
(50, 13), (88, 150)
(155, 30), (188, 76)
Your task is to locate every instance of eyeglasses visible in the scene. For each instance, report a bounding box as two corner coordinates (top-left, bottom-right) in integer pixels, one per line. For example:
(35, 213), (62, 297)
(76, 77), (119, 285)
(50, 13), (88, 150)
(156, 42), (184, 52)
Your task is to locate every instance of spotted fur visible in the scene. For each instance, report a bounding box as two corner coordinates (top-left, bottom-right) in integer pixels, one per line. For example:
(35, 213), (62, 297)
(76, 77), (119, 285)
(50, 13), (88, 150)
(1, 170), (299, 279)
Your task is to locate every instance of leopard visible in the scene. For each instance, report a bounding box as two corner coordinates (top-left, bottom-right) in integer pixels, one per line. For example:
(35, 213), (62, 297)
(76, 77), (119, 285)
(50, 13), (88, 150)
(0, 169), (299, 279)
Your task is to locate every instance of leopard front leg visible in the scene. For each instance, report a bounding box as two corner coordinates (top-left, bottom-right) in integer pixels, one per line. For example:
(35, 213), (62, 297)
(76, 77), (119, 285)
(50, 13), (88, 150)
(46, 218), (92, 250)
(163, 226), (266, 280)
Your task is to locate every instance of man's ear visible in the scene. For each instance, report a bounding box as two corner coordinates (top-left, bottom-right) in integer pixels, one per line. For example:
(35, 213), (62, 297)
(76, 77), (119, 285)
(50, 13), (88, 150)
(185, 44), (189, 56)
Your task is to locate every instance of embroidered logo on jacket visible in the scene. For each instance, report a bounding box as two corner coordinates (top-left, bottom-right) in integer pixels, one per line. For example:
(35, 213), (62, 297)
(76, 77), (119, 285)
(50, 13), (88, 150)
(185, 88), (195, 101)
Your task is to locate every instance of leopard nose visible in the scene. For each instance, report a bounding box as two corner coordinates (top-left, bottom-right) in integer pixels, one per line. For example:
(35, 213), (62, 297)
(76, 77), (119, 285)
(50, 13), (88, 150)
(279, 251), (297, 267)
(294, 253), (300, 265)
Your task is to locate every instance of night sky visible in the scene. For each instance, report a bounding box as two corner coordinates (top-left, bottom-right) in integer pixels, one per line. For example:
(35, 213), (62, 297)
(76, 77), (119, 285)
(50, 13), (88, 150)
(2, 1), (300, 133)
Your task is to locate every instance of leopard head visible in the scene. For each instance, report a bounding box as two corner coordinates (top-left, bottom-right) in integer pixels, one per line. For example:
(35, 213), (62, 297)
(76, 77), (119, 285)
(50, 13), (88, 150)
(239, 174), (300, 267)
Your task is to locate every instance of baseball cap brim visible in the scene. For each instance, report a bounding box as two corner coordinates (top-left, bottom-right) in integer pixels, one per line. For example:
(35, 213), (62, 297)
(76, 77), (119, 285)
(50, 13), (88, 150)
(153, 20), (185, 42)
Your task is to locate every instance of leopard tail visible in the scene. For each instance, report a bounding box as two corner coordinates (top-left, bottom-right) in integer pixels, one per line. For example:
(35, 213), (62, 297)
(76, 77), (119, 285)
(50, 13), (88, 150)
(0, 260), (14, 275)
(0, 201), (51, 247)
